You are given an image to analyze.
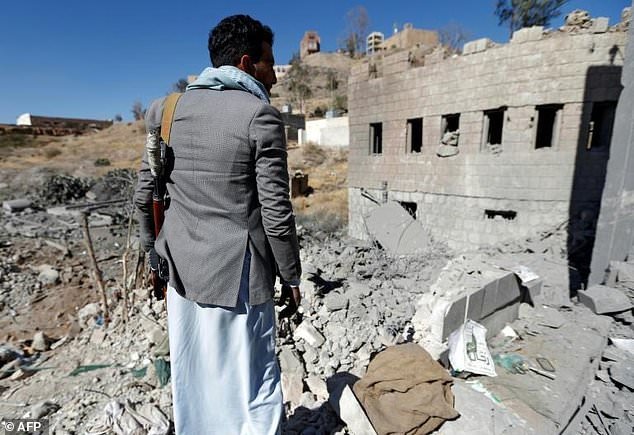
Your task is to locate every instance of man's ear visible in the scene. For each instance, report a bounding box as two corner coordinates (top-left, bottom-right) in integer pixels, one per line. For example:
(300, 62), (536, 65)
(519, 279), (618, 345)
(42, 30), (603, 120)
(237, 54), (255, 75)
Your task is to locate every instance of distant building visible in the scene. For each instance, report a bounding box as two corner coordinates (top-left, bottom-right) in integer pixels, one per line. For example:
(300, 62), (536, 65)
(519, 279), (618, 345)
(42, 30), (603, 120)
(300, 31), (320, 59)
(16, 113), (112, 130)
(381, 23), (438, 52)
(274, 64), (291, 80)
(366, 32), (384, 56)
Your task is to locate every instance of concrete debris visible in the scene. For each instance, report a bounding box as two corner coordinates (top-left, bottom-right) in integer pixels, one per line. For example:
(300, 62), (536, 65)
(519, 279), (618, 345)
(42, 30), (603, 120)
(438, 381), (539, 434)
(482, 306), (613, 430)
(412, 254), (527, 358)
(609, 260), (634, 286)
(1, 169), (633, 434)
(565, 10), (592, 28)
(610, 337), (634, 356)
(36, 265), (60, 285)
(511, 26), (544, 43)
(578, 284), (633, 314)
(31, 331), (50, 352)
(25, 400), (60, 419)
(78, 303), (102, 328)
(364, 201), (431, 255)
(609, 360), (634, 390)
(2, 198), (32, 212)
(293, 320), (326, 348)
(334, 385), (377, 435)
(591, 17), (610, 33)
(85, 399), (170, 435)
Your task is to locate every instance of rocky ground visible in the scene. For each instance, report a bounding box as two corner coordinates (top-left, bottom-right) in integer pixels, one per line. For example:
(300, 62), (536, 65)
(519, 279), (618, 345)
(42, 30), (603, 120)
(0, 127), (633, 434)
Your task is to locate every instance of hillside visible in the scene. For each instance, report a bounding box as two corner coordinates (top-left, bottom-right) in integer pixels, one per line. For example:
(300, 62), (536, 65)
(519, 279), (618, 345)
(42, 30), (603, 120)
(270, 52), (360, 117)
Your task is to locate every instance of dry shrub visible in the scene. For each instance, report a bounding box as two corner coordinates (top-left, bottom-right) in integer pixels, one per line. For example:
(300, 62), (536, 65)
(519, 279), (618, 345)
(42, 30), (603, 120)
(44, 147), (62, 158)
(301, 143), (328, 166)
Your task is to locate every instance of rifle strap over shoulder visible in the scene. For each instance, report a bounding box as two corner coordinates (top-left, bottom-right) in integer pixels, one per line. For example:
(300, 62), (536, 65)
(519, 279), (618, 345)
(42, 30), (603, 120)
(161, 92), (183, 146)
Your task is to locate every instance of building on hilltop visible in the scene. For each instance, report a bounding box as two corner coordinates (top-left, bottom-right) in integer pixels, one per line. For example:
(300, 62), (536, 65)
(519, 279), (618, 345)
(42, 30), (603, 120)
(347, 11), (629, 286)
(273, 64), (291, 80)
(381, 23), (438, 52)
(367, 31), (385, 56)
(300, 31), (321, 59)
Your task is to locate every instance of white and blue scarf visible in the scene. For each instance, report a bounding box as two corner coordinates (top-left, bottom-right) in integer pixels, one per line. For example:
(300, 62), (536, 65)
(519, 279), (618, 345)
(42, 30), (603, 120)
(187, 65), (269, 103)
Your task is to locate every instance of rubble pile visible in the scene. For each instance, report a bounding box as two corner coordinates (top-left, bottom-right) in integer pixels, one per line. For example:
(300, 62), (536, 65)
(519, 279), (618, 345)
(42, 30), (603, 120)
(1, 171), (633, 434)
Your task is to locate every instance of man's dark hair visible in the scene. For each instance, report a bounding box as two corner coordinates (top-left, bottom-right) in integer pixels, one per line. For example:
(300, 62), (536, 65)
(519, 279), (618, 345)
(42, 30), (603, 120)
(209, 15), (274, 67)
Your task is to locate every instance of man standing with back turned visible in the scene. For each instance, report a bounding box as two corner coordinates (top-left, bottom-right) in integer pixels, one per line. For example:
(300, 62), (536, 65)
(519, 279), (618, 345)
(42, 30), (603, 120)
(134, 15), (302, 434)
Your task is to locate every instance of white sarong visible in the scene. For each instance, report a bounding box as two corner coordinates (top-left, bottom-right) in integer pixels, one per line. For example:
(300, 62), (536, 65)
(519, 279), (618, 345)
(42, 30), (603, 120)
(167, 250), (282, 435)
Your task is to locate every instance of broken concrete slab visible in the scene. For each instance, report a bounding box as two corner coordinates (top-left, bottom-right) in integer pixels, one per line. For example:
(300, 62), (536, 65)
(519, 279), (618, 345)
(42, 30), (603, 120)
(293, 320), (326, 347)
(281, 372), (304, 408)
(511, 26), (543, 44)
(364, 201), (430, 256)
(414, 254), (527, 357)
(462, 38), (492, 55)
(578, 284), (633, 314)
(437, 381), (542, 434)
(333, 385), (377, 435)
(592, 17), (610, 33)
(481, 306), (612, 429)
(609, 360), (634, 389)
(609, 260), (634, 286)
(2, 198), (32, 212)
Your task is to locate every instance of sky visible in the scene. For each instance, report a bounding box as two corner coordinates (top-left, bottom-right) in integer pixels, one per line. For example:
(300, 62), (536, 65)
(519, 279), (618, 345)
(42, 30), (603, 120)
(0, 0), (629, 124)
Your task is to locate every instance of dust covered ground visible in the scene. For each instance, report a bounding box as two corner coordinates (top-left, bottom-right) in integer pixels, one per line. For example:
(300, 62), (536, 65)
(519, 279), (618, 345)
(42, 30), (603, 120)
(0, 125), (633, 434)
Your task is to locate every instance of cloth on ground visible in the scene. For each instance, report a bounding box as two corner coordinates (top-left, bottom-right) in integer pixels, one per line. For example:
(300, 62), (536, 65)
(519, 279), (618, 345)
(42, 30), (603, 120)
(353, 343), (459, 435)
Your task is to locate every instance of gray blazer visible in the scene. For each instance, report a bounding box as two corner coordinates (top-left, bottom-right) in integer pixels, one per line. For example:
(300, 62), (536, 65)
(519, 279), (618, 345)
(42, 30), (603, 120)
(134, 88), (301, 307)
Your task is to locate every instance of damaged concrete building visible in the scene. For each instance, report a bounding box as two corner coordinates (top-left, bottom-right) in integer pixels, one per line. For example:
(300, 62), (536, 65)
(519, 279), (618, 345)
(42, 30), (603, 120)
(348, 13), (629, 287)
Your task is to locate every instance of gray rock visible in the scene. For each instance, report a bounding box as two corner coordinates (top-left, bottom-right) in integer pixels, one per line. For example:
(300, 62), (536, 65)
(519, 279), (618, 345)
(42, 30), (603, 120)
(610, 360), (634, 389)
(77, 302), (101, 328)
(324, 292), (349, 312)
(294, 320), (326, 347)
(279, 346), (305, 375)
(37, 266), (60, 285)
(578, 285), (633, 314)
(3, 199), (32, 212)
(26, 400), (60, 419)
(32, 331), (50, 352)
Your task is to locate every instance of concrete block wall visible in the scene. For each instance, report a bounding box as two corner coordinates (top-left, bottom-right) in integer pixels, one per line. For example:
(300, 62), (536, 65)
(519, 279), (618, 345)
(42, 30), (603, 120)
(305, 117), (349, 147)
(348, 30), (627, 249)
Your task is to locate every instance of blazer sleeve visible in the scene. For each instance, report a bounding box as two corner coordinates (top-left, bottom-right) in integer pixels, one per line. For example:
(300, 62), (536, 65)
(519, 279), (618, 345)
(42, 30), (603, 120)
(250, 103), (302, 285)
(133, 97), (165, 253)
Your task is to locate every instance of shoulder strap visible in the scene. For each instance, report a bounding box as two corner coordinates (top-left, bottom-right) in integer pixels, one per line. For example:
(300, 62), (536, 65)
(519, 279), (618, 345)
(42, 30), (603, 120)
(161, 92), (183, 146)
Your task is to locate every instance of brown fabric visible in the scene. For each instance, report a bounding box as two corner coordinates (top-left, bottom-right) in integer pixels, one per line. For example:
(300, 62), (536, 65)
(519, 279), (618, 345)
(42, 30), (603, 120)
(353, 343), (459, 435)
(160, 92), (182, 145)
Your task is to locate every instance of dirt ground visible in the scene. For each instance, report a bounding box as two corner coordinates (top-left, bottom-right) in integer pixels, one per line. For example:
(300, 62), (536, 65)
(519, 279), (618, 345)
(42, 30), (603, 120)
(0, 124), (348, 345)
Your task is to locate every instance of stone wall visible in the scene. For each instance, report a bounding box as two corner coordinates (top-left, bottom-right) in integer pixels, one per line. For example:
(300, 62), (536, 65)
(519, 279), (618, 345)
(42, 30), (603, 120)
(348, 25), (627, 249)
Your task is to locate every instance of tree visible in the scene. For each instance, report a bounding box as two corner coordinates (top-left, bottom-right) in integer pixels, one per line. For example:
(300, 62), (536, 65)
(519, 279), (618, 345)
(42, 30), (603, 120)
(495, 0), (570, 36)
(172, 78), (189, 93)
(286, 54), (312, 114)
(438, 22), (471, 54)
(131, 101), (146, 121)
(114, 114), (123, 122)
(342, 6), (369, 58)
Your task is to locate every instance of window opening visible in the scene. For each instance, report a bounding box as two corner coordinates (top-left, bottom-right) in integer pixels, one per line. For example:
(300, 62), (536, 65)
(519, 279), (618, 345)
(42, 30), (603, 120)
(484, 108), (505, 147)
(407, 118), (423, 153)
(441, 114), (460, 146)
(484, 209), (517, 220)
(587, 102), (616, 150)
(535, 105), (562, 149)
(370, 123), (382, 154)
